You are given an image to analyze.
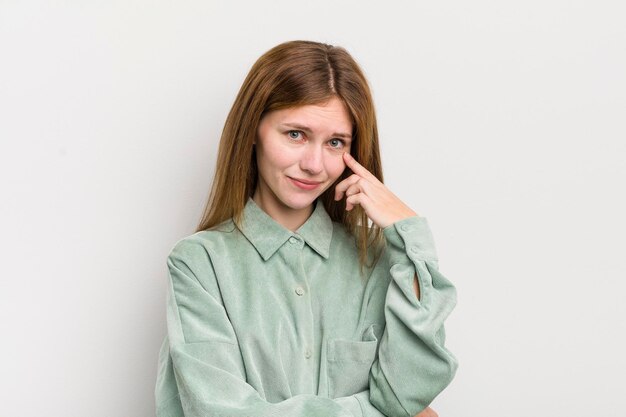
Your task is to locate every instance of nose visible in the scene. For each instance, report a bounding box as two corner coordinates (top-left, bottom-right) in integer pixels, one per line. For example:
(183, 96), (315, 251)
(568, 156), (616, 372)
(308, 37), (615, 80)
(299, 144), (323, 175)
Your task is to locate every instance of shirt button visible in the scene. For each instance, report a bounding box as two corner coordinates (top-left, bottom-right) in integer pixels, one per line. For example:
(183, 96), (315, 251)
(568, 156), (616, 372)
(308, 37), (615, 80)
(401, 224), (411, 232)
(295, 286), (305, 296)
(410, 246), (419, 254)
(304, 348), (312, 359)
(289, 236), (300, 244)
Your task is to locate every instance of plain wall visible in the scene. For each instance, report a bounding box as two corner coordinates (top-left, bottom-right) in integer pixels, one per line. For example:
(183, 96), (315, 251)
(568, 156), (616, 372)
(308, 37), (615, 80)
(1, 1), (625, 416)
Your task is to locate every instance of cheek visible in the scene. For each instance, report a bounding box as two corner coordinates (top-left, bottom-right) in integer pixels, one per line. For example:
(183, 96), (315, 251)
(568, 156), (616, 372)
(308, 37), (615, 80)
(326, 155), (347, 180)
(273, 149), (300, 170)
(258, 142), (295, 171)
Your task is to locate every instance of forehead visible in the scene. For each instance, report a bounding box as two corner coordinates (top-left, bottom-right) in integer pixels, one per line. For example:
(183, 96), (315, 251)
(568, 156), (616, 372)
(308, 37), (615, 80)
(265, 97), (353, 134)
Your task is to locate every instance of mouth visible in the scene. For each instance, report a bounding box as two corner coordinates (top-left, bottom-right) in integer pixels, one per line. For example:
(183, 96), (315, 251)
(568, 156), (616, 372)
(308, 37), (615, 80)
(289, 177), (322, 185)
(288, 176), (323, 190)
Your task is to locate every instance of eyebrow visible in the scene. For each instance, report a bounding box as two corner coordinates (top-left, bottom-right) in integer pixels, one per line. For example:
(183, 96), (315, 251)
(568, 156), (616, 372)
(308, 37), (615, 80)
(281, 123), (353, 140)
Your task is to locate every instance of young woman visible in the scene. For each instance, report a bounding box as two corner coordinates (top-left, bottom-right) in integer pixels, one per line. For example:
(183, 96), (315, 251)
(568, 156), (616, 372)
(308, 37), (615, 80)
(155, 40), (458, 417)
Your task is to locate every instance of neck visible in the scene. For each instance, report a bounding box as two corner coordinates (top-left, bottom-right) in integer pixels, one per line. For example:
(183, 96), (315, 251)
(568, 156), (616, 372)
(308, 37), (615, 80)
(252, 189), (315, 232)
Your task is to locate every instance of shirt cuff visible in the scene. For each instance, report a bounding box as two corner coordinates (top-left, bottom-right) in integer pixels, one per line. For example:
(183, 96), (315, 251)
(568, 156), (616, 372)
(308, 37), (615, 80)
(382, 216), (438, 266)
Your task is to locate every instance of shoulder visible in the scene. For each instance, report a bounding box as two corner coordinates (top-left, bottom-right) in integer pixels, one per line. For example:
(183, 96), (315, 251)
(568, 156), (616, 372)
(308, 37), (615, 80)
(167, 218), (238, 267)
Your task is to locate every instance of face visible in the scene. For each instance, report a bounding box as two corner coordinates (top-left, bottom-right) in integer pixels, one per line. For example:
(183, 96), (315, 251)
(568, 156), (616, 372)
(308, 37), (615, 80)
(253, 96), (353, 223)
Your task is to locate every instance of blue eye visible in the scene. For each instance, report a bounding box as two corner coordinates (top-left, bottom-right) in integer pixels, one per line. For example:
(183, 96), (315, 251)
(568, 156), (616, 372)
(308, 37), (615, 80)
(329, 138), (345, 149)
(288, 130), (302, 140)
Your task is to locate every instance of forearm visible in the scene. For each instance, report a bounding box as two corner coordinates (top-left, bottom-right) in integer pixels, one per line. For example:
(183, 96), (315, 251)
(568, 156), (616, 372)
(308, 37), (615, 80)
(368, 216), (457, 417)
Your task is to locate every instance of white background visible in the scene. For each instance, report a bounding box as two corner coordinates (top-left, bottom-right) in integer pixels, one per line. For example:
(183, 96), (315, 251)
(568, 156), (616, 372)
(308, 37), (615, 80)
(1, 1), (625, 416)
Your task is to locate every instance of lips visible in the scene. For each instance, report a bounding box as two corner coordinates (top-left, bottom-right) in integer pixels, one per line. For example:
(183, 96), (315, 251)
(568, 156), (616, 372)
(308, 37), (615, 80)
(288, 176), (323, 190)
(289, 177), (322, 185)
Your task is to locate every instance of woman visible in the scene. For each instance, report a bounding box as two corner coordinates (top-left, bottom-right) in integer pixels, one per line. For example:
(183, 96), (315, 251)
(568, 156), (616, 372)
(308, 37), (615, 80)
(155, 40), (458, 417)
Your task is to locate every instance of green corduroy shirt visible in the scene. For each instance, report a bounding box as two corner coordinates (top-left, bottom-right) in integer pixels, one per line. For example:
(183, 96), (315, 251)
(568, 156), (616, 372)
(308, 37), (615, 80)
(155, 197), (458, 417)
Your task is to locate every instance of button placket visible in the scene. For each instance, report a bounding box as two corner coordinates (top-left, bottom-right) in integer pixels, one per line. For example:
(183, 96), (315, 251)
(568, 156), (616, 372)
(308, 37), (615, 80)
(285, 233), (314, 367)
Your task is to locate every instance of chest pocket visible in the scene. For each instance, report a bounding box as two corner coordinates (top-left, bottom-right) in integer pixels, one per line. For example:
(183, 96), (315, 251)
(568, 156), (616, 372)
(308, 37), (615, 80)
(326, 323), (381, 398)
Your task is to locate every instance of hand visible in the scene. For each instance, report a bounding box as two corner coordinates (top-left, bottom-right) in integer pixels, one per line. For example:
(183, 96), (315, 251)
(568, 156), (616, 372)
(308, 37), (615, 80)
(334, 152), (418, 229)
(414, 407), (438, 417)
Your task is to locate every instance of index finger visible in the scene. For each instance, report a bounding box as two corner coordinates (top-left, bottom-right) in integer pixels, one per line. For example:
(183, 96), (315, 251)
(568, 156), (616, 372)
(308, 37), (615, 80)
(343, 152), (380, 183)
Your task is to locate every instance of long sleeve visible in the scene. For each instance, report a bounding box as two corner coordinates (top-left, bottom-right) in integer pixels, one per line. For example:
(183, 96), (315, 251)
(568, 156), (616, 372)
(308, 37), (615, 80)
(155, 238), (387, 417)
(368, 216), (458, 417)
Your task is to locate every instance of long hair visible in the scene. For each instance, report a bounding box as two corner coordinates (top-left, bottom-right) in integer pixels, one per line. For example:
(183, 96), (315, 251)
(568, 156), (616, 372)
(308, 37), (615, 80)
(196, 40), (385, 274)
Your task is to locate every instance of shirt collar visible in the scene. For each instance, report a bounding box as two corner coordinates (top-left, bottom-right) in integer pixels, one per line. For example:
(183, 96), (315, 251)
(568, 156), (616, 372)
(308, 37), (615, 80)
(238, 197), (333, 261)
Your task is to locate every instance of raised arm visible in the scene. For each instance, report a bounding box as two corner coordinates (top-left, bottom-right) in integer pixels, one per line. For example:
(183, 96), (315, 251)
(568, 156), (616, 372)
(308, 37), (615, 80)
(333, 152), (458, 417)
(368, 215), (458, 417)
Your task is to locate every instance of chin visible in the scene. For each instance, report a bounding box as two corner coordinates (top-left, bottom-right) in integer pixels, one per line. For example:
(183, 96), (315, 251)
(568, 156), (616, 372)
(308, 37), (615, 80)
(280, 193), (321, 210)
